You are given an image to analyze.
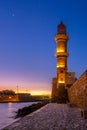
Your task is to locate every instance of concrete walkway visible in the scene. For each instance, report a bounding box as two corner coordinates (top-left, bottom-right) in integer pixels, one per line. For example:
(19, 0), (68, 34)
(2, 103), (87, 130)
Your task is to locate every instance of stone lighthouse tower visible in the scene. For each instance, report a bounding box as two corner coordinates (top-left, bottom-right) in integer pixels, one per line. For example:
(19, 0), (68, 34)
(52, 22), (69, 103)
(55, 22), (68, 87)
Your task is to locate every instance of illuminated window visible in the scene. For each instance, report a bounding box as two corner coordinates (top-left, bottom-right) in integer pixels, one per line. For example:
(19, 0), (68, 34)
(58, 78), (65, 83)
(58, 80), (65, 83)
(57, 48), (64, 52)
(9, 96), (11, 99)
(57, 64), (64, 68)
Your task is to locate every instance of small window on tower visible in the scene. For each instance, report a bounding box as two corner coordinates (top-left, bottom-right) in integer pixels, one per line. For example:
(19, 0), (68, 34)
(61, 78), (63, 81)
(60, 70), (63, 73)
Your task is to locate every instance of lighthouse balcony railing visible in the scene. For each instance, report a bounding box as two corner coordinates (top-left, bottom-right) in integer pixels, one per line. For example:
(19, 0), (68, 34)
(55, 52), (69, 57)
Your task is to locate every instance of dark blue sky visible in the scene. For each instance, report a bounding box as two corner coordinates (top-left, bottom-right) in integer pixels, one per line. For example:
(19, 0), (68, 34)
(0, 0), (87, 94)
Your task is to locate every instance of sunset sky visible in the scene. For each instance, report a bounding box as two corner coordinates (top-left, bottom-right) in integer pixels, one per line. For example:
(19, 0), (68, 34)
(0, 0), (87, 95)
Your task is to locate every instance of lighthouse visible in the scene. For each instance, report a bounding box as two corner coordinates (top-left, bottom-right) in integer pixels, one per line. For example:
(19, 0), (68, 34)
(55, 22), (68, 87)
(52, 22), (69, 103)
(52, 22), (76, 103)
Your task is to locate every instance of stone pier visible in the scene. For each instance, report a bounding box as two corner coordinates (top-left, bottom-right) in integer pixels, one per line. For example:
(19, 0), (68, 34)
(2, 103), (87, 130)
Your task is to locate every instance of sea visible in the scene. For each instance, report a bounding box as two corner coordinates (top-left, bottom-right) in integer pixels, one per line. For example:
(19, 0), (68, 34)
(0, 102), (37, 129)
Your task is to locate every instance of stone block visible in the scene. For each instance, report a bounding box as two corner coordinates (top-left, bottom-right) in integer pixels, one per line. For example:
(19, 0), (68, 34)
(81, 109), (87, 119)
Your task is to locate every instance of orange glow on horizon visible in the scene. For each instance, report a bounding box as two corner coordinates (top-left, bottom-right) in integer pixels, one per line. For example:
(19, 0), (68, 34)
(0, 87), (51, 96)
(30, 90), (51, 96)
(0, 81), (51, 96)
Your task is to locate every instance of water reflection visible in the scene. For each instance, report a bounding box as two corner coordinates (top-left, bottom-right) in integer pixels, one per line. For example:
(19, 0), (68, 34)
(0, 102), (36, 129)
(8, 103), (13, 118)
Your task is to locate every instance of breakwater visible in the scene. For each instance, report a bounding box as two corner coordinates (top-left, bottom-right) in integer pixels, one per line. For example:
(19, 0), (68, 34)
(15, 102), (48, 118)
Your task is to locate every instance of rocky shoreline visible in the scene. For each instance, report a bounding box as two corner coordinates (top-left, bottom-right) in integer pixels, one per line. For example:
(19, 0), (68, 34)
(2, 103), (87, 130)
(15, 101), (48, 118)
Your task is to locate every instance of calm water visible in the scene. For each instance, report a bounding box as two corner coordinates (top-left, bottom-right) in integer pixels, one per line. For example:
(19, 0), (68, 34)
(0, 102), (37, 129)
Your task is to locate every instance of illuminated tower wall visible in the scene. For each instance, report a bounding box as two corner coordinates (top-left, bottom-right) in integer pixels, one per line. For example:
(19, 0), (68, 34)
(55, 22), (68, 87)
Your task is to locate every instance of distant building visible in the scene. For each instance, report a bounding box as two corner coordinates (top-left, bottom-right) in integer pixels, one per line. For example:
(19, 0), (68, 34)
(0, 90), (19, 102)
(18, 93), (31, 102)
